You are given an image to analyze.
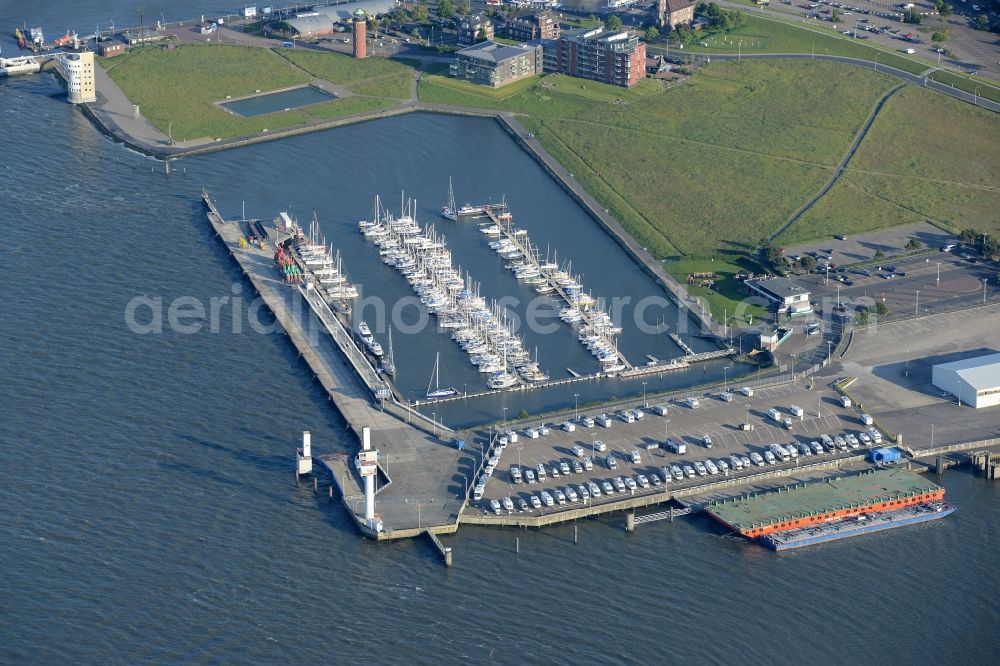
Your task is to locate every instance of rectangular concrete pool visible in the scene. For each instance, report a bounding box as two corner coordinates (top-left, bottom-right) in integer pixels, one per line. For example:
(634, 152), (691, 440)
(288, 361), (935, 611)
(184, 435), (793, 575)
(220, 86), (335, 117)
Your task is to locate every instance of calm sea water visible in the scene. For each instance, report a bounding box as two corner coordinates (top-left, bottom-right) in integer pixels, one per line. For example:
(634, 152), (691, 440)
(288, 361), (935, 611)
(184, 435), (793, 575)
(2, 22), (998, 665)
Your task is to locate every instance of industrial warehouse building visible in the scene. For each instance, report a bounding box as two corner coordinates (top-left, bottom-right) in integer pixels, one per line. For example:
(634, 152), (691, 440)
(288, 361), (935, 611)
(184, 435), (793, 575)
(932, 353), (1000, 409)
(284, 0), (396, 37)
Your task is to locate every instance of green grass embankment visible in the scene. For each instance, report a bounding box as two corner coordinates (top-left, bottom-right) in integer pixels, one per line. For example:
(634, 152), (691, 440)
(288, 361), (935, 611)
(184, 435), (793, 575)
(103, 44), (417, 141)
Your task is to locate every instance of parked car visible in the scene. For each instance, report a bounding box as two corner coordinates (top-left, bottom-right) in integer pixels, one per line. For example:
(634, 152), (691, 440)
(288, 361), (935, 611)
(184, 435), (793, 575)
(729, 455), (744, 470)
(750, 452), (765, 466)
(565, 487), (579, 502)
(536, 464), (546, 480)
(550, 466), (560, 478)
(650, 473), (663, 487)
(810, 441), (824, 455)
(594, 440), (608, 452)
(624, 476), (638, 491)
(763, 450), (777, 465)
(502, 497), (514, 512)
(602, 480), (615, 495)
(859, 432), (872, 445)
(704, 460), (719, 475)
(589, 481), (601, 498)
(490, 499), (502, 514)
(530, 495), (542, 509)
(637, 474), (650, 488)
(583, 456), (593, 471)
(578, 485), (589, 501)
(606, 455), (618, 470)
(683, 465), (696, 478)
(614, 477), (627, 492)
(525, 469), (536, 484)
(553, 489), (566, 505)
(573, 460), (584, 474)
(693, 461), (708, 476)
(670, 464), (684, 480)
(517, 498), (528, 512)
(703, 435), (713, 448)
(541, 491), (554, 507)
(581, 416), (595, 428)
(571, 445), (585, 457)
(560, 461), (571, 475)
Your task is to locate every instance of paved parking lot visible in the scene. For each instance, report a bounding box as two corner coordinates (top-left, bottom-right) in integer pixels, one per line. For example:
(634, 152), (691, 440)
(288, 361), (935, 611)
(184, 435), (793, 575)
(839, 302), (1000, 448)
(803, 251), (998, 317)
(474, 380), (876, 514)
(784, 222), (952, 268)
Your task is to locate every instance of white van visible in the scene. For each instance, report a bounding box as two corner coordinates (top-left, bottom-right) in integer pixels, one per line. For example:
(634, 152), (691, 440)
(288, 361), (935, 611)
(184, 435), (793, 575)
(741, 386), (754, 397)
(840, 395), (852, 408)
(768, 408), (782, 423)
(685, 397), (700, 409)
(789, 405), (804, 418)
(596, 414), (613, 428)
(652, 404), (669, 416)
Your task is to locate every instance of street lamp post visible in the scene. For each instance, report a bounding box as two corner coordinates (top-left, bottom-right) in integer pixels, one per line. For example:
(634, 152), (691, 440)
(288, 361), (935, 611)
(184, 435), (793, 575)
(931, 423), (934, 449)
(915, 290), (920, 317)
(936, 261), (941, 286)
(642, 382), (647, 408)
(502, 406), (508, 432)
(974, 85), (982, 106)
(984, 279), (988, 305)
(723, 366), (730, 392)
(432, 412), (436, 438)
(574, 393), (580, 421)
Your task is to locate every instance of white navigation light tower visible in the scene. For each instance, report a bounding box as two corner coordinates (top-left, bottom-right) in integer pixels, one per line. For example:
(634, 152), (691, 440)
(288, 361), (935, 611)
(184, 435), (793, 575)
(358, 426), (383, 532)
(296, 430), (313, 478)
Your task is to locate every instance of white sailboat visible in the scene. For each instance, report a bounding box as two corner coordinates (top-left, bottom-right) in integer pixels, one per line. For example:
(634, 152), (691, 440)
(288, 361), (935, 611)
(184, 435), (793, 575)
(425, 352), (457, 399)
(382, 326), (396, 376)
(441, 176), (458, 221)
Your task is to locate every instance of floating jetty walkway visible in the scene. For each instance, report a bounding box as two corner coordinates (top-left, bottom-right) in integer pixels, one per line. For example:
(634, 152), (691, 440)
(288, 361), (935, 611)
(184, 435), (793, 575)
(481, 208), (633, 371)
(203, 192), (467, 540)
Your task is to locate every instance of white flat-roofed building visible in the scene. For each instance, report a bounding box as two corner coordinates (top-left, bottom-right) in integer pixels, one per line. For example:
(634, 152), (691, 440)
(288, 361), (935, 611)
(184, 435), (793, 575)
(745, 277), (812, 316)
(932, 353), (1000, 409)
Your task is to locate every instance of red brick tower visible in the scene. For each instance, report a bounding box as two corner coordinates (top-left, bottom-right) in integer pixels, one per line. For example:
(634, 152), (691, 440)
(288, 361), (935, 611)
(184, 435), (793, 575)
(352, 10), (367, 59)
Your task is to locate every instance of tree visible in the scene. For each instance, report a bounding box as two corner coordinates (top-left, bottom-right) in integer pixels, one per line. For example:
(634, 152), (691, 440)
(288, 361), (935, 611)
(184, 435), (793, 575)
(903, 9), (922, 24)
(518, 409), (529, 419)
(606, 14), (623, 32)
(437, 0), (455, 20)
(476, 26), (487, 42)
(935, 1), (952, 17)
(905, 238), (922, 251)
(675, 24), (693, 43)
(932, 30), (948, 44)
(959, 228), (979, 245)
(974, 14), (989, 31)
(831, 8), (841, 22)
(801, 255), (817, 271)
(873, 249), (886, 260)
(459, 0), (471, 15)
(758, 239), (783, 268)
(983, 237), (1000, 261)
(645, 26), (660, 42)
(411, 5), (429, 22)
(874, 302), (889, 315)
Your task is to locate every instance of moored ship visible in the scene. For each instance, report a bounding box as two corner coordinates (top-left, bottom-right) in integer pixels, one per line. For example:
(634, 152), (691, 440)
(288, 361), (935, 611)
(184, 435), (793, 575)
(705, 468), (954, 550)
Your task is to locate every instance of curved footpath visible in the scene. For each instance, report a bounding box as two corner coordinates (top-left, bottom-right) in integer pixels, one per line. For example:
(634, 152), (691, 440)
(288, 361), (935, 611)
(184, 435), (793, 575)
(770, 82), (906, 241)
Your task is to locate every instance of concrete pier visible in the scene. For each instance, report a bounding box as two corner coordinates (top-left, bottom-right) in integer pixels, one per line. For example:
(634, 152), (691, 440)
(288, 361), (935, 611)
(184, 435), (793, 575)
(204, 193), (466, 540)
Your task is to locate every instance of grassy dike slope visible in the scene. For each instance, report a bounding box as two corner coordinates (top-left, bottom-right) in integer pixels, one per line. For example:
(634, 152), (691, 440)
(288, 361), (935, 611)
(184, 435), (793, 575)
(780, 86), (1000, 244)
(421, 60), (897, 257)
